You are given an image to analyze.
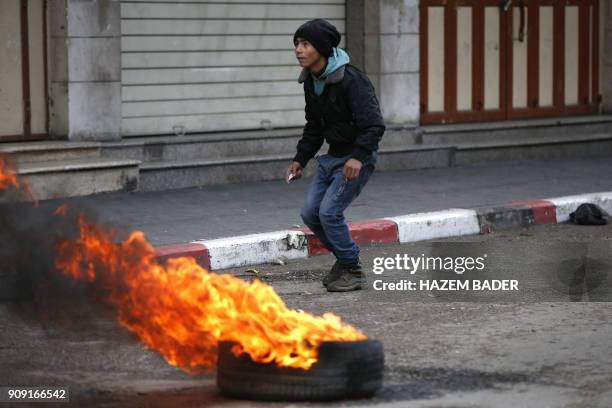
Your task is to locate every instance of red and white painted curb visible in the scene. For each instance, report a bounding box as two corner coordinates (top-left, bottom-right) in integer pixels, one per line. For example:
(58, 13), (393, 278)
(385, 209), (481, 243)
(154, 191), (612, 271)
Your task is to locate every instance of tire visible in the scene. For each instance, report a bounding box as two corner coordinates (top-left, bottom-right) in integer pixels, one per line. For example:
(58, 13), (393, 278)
(216, 339), (384, 401)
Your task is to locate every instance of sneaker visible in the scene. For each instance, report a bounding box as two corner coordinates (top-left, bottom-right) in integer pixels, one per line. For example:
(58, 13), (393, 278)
(326, 262), (366, 292)
(322, 260), (343, 288)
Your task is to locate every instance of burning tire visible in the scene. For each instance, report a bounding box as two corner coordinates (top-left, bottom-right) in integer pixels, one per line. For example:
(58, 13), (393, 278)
(216, 339), (384, 401)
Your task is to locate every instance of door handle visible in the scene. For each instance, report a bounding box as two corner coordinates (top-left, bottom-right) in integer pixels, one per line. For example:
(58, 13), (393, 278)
(518, 0), (525, 42)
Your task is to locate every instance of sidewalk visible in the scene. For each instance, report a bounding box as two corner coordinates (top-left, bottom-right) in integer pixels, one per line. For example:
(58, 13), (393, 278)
(40, 156), (612, 242)
(39, 156), (612, 267)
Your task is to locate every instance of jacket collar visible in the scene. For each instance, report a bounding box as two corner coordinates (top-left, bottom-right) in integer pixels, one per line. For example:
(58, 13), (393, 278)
(298, 65), (346, 85)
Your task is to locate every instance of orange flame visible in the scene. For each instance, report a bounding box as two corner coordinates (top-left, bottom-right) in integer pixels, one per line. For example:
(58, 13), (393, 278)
(0, 154), (20, 190)
(53, 203), (69, 217)
(55, 213), (366, 372)
(0, 153), (36, 204)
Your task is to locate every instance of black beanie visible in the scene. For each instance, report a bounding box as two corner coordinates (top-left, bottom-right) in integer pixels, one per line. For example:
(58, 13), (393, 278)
(293, 19), (341, 58)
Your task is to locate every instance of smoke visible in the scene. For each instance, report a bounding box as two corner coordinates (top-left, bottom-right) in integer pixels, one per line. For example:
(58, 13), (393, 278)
(0, 184), (124, 304)
(2, 199), (55, 298)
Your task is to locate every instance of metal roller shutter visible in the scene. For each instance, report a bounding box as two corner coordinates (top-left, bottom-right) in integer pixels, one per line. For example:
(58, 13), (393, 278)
(120, 0), (346, 137)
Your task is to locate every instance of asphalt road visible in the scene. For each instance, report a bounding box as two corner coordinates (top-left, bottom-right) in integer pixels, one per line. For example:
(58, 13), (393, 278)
(0, 222), (610, 407)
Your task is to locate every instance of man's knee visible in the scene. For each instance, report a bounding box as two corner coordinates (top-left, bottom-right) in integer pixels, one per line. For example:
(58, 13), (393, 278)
(318, 206), (342, 225)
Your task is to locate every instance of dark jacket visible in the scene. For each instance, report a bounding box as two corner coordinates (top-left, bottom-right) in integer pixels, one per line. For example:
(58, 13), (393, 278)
(293, 64), (386, 168)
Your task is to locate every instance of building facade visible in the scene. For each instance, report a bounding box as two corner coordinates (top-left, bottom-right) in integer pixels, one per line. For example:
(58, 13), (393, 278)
(1, 0), (609, 142)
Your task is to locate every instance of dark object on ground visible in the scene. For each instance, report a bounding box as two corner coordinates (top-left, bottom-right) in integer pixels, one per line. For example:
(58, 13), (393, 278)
(570, 203), (609, 225)
(327, 262), (367, 292)
(216, 339), (384, 401)
(322, 260), (343, 288)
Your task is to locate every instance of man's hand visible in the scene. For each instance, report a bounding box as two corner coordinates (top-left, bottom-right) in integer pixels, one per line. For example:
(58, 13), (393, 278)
(284, 161), (303, 183)
(343, 158), (362, 181)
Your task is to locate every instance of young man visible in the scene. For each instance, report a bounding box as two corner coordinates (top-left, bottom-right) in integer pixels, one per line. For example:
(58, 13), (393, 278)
(284, 19), (385, 292)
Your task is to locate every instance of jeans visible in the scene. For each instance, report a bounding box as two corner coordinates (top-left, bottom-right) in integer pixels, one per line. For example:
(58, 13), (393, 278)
(300, 152), (377, 265)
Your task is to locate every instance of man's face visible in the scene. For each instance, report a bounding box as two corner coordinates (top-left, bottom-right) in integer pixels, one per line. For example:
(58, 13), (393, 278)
(294, 37), (324, 70)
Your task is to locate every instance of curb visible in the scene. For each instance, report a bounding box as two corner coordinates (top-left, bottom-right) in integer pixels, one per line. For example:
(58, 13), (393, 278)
(299, 219), (399, 256)
(154, 191), (612, 271)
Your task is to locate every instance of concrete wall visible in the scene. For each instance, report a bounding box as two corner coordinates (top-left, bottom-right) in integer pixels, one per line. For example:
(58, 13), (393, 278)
(346, 0), (381, 98)
(603, 0), (612, 113)
(0, 0), (24, 137)
(346, 0), (365, 71)
(347, 0), (419, 126)
(48, 0), (121, 141)
(378, 0), (420, 125)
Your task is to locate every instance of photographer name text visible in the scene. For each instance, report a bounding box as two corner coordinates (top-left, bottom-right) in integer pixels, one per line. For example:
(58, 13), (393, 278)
(373, 279), (519, 291)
